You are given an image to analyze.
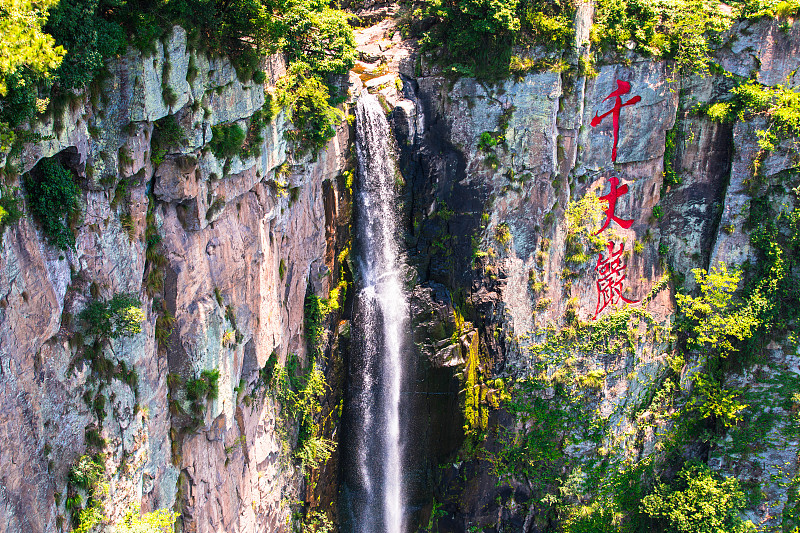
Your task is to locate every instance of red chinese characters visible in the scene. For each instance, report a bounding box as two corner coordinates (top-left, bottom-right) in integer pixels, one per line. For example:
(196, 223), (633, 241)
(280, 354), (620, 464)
(595, 176), (633, 235)
(593, 241), (639, 319)
(572, 80), (648, 319)
(590, 80), (641, 163)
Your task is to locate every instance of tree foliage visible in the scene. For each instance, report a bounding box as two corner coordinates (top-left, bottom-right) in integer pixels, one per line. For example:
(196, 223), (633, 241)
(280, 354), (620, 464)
(114, 505), (179, 533)
(592, 0), (732, 76)
(0, 0), (65, 97)
(0, 0), (65, 127)
(640, 462), (756, 533)
(0, 0), (355, 148)
(26, 157), (81, 250)
(418, 0), (738, 79)
(421, 0), (522, 78)
(272, 0), (356, 76)
(80, 293), (145, 340)
(523, 0), (576, 49)
(676, 264), (760, 358)
(45, 0), (126, 90)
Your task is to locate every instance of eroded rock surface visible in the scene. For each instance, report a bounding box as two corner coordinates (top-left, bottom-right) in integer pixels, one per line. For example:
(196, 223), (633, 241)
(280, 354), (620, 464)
(0, 26), (349, 533)
(357, 10), (800, 532)
(1, 7), (799, 533)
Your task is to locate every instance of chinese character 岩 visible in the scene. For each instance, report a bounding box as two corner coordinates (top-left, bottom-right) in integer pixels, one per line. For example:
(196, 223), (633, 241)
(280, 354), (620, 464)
(593, 240), (639, 319)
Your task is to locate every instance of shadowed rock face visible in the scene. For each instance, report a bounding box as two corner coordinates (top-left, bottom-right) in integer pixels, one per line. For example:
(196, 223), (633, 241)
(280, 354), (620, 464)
(1, 9), (799, 533)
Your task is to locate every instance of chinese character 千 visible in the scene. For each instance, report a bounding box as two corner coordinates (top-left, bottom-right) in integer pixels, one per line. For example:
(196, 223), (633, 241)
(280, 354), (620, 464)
(591, 80), (641, 163)
(593, 241), (639, 319)
(595, 176), (633, 235)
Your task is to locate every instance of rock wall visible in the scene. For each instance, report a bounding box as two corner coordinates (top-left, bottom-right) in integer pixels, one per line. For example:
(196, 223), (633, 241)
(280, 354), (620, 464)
(350, 8), (800, 532)
(1, 7), (799, 533)
(0, 27), (351, 533)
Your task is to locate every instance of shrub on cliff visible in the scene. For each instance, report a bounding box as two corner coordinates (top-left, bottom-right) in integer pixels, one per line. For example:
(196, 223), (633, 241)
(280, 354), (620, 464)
(210, 123), (246, 159)
(115, 504), (179, 533)
(67, 454), (108, 533)
(25, 157), (80, 250)
(727, 80), (800, 151)
(151, 114), (186, 166)
(69, 454), (105, 491)
(675, 264), (759, 358)
(184, 368), (220, 416)
(640, 462), (756, 533)
(80, 293), (145, 340)
(186, 369), (220, 402)
(0, 185), (23, 233)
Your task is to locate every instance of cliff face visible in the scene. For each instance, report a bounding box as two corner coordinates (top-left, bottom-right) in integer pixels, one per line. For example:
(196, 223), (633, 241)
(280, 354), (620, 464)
(1, 7), (798, 533)
(353, 9), (800, 532)
(0, 26), (351, 533)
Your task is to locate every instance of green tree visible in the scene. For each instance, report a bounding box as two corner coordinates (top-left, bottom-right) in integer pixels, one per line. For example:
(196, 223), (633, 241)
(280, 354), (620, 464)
(641, 462), (756, 533)
(0, 0), (65, 97)
(675, 264), (760, 358)
(45, 0), (126, 90)
(0, 0), (65, 127)
(278, 0), (356, 76)
(197, 0), (273, 65)
(522, 0), (576, 50)
(423, 0), (521, 78)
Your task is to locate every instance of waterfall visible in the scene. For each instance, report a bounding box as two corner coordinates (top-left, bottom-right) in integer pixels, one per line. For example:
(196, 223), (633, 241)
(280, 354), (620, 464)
(341, 91), (408, 532)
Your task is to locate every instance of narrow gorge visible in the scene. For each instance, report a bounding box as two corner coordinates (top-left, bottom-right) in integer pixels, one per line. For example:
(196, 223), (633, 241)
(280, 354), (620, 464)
(0, 1), (799, 532)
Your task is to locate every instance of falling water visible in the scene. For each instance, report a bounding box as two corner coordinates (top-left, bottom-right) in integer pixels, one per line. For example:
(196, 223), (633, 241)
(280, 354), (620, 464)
(341, 91), (407, 532)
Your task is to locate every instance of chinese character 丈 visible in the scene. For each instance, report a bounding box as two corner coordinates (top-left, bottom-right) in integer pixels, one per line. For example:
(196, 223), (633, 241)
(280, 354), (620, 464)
(593, 241), (639, 319)
(595, 176), (633, 235)
(590, 80), (641, 163)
